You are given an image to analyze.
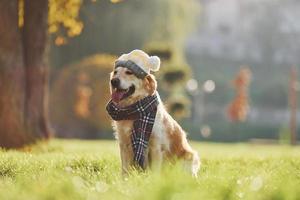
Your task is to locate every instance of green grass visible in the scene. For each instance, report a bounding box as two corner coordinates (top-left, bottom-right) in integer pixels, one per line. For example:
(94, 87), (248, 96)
(0, 140), (300, 200)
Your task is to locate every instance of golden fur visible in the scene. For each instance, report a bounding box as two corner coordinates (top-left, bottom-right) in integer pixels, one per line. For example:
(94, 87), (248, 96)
(109, 52), (200, 177)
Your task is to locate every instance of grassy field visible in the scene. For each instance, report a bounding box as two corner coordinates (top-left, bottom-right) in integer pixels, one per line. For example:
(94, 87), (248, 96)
(0, 140), (300, 200)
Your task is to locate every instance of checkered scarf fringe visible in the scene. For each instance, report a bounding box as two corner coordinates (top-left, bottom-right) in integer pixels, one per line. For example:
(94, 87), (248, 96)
(106, 94), (159, 169)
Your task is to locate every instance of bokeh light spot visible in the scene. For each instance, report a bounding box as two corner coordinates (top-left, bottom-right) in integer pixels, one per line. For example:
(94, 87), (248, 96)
(203, 80), (215, 93)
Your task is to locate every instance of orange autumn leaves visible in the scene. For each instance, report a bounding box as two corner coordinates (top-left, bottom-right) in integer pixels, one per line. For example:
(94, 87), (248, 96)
(49, 0), (83, 46)
(19, 0), (83, 46)
(227, 67), (252, 122)
(74, 73), (93, 118)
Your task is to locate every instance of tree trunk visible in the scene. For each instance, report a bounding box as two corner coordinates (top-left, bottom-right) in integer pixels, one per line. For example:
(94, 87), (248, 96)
(289, 66), (297, 145)
(0, 0), (51, 148)
(23, 0), (51, 139)
(0, 0), (28, 148)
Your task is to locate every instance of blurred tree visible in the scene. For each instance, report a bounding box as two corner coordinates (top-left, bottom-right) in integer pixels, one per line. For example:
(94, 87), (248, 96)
(144, 43), (192, 119)
(50, 0), (199, 122)
(146, 0), (198, 50)
(144, 0), (199, 119)
(50, 0), (199, 68)
(50, 54), (115, 138)
(227, 67), (252, 122)
(289, 66), (297, 145)
(50, 0), (159, 68)
(0, 0), (82, 148)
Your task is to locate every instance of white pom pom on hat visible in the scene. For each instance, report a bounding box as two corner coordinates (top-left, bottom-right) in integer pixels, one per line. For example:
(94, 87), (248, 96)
(148, 56), (160, 72)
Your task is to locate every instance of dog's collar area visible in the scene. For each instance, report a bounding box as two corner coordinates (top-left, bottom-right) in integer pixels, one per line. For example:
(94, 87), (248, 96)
(115, 60), (148, 79)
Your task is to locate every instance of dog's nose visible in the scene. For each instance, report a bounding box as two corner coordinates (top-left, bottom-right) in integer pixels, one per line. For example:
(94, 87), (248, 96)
(111, 78), (120, 88)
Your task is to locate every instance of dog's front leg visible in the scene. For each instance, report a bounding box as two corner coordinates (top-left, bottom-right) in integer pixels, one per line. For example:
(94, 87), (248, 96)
(119, 143), (133, 175)
(149, 145), (163, 172)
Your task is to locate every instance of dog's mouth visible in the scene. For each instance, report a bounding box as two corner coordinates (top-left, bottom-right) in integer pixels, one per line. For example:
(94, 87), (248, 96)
(111, 85), (135, 103)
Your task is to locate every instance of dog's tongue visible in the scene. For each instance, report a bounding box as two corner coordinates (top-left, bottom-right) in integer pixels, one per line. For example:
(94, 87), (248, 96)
(112, 90), (126, 103)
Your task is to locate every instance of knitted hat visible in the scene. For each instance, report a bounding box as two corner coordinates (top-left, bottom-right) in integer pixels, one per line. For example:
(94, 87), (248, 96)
(116, 49), (161, 76)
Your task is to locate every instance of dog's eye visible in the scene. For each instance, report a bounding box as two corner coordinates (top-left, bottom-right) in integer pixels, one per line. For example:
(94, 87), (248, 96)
(125, 71), (133, 75)
(113, 71), (117, 75)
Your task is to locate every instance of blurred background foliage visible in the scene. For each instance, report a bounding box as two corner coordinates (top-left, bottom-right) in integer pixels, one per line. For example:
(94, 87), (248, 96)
(48, 0), (300, 143)
(184, 0), (300, 142)
(50, 54), (115, 138)
(50, 0), (198, 68)
(50, 0), (199, 138)
(48, 0), (83, 37)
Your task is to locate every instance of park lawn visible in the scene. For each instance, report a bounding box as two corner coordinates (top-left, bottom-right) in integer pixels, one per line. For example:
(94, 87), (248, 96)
(0, 139), (300, 200)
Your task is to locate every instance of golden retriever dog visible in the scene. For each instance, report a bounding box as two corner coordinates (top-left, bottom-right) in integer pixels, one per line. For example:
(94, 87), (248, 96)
(106, 49), (200, 177)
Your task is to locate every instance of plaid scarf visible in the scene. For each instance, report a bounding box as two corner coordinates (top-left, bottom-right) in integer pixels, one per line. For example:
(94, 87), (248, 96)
(106, 94), (159, 169)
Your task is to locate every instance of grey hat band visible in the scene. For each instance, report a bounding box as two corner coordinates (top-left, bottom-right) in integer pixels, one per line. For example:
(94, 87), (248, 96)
(115, 60), (148, 79)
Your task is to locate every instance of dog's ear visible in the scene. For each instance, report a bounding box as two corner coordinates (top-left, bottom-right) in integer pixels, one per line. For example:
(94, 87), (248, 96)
(144, 74), (157, 95)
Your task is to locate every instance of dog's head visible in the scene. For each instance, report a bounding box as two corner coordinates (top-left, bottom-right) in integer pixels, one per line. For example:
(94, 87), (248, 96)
(109, 50), (160, 107)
